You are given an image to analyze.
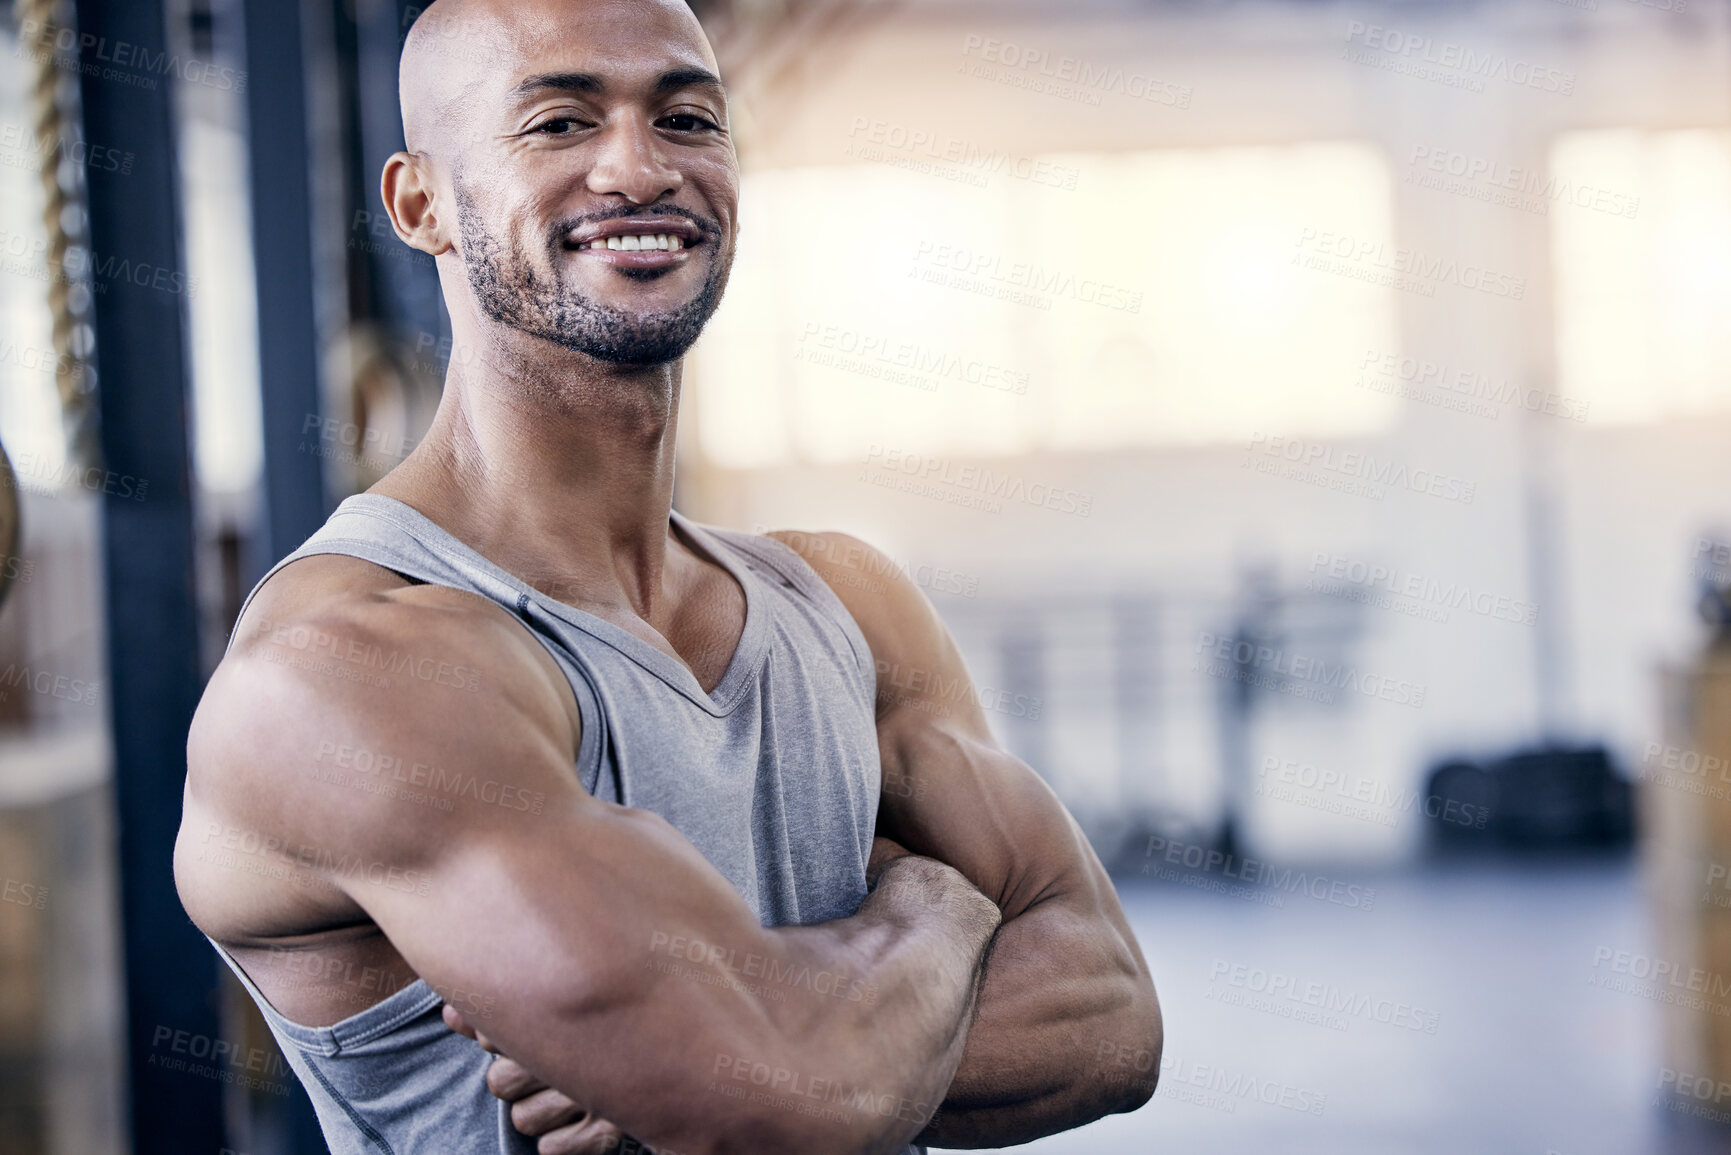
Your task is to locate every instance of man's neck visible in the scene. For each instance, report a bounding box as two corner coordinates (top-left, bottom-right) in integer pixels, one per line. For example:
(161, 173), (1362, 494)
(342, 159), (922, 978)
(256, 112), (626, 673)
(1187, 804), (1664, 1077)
(374, 338), (688, 623)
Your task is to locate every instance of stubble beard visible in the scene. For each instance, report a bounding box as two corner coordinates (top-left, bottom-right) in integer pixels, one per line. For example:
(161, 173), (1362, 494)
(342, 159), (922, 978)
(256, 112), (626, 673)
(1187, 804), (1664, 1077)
(454, 180), (729, 367)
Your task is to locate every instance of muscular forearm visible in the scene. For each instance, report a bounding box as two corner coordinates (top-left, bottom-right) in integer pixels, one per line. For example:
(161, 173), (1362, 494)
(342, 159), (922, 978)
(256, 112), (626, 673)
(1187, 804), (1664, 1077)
(511, 851), (1001, 1155)
(767, 853), (1001, 1153)
(915, 895), (1160, 1148)
(465, 857), (1001, 1155)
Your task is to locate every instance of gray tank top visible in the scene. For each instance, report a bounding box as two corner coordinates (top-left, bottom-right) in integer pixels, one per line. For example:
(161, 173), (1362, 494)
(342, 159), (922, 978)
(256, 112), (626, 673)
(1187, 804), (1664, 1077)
(207, 493), (920, 1154)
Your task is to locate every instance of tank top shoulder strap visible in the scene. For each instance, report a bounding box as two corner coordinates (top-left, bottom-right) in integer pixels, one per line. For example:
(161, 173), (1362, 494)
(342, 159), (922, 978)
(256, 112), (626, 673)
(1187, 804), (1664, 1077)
(228, 494), (537, 657)
(227, 494), (612, 798)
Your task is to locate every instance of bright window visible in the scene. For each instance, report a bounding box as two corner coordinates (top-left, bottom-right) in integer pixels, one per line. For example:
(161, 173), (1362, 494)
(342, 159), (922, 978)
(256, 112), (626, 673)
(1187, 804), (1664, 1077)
(1552, 129), (1731, 425)
(690, 141), (1398, 468)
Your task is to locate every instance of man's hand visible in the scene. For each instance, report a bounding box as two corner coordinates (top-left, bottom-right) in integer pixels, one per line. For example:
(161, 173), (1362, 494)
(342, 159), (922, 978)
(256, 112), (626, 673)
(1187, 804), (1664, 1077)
(865, 834), (913, 887)
(490, 1056), (632, 1155)
(447, 1003), (640, 1154)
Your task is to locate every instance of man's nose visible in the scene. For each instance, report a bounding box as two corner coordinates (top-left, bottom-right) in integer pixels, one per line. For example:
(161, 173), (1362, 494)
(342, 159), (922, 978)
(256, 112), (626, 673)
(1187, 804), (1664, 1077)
(586, 117), (682, 204)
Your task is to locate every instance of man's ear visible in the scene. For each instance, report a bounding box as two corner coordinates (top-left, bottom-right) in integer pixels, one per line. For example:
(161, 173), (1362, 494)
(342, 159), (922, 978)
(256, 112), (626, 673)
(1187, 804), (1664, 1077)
(381, 151), (454, 258)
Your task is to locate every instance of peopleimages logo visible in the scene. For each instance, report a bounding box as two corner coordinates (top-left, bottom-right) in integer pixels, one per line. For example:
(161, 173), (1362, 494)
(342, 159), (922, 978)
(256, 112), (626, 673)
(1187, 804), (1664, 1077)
(1142, 834), (1377, 910)
(1, 224), (197, 299)
(910, 241), (1144, 314)
(846, 116), (1081, 192)
(1294, 228), (1526, 300)
(198, 822), (434, 897)
(754, 526), (981, 600)
(1207, 959), (1442, 1034)
(149, 1025), (292, 1088)
(875, 658), (1042, 721)
(0, 337), (79, 379)
(15, 18), (247, 92)
(1306, 551), (1537, 627)
(1, 877), (47, 910)
(0, 663), (101, 708)
(1660, 1068), (1731, 1124)
(1243, 434), (1476, 505)
(1644, 741), (1731, 780)
(796, 321), (1030, 396)
(1194, 630), (1426, 708)
(1356, 348), (1590, 423)
(1589, 946), (1731, 1009)
(1406, 145), (1639, 220)
(861, 445), (1094, 518)
(1637, 742), (1731, 804)
(650, 931), (878, 1005)
(1157, 1052), (1328, 1116)
(0, 121), (135, 175)
(1256, 756), (1490, 830)
(311, 741), (546, 815)
(958, 34), (1192, 109)
(1343, 21), (1576, 95)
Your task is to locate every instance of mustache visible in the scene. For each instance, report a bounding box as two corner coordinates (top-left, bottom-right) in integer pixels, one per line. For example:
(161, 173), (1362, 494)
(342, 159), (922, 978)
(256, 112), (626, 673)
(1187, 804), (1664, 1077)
(548, 204), (722, 247)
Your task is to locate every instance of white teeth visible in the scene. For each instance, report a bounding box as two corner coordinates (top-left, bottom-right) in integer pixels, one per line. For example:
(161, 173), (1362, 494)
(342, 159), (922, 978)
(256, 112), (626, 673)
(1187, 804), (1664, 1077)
(587, 232), (686, 252)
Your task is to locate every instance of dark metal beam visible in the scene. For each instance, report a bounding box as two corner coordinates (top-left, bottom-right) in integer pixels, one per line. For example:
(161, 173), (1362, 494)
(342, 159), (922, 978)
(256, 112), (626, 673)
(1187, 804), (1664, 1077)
(244, 0), (330, 575)
(71, 0), (225, 1150)
(352, 0), (445, 342)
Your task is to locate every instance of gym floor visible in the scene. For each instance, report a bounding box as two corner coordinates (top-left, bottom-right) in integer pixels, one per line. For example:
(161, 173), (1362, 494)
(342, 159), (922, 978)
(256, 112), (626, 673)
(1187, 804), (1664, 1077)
(939, 858), (1703, 1155)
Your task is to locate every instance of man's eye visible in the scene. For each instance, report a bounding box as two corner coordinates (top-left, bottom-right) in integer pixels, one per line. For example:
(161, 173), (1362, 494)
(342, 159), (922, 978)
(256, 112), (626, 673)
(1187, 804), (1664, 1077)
(661, 113), (717, 132)
(535, 118), (580, 135)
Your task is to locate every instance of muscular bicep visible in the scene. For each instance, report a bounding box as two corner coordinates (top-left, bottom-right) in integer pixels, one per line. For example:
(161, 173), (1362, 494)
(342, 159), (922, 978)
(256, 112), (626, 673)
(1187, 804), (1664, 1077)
(878, 719), (1103, 919)
(179, 587), (795, 1149)
(771, 530), (1108, 918)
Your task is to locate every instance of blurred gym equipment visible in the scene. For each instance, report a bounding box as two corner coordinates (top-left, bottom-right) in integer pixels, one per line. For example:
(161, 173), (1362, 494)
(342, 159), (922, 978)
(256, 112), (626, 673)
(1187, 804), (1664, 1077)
(0, 442), (17, 612)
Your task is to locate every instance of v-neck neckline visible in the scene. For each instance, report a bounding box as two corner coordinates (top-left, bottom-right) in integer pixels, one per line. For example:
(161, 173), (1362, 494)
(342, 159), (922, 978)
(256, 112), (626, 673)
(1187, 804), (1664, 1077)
(340, 494), (768, 716)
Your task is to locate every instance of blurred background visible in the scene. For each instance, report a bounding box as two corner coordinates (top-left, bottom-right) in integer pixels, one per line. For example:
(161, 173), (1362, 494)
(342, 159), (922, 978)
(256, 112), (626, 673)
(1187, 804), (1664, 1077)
(2, 0), (1730, 1151)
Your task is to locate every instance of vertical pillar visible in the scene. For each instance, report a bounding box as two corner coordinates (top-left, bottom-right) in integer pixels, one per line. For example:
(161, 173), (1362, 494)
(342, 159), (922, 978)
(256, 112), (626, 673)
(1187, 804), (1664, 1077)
(73, 0), (225, 1149)
(243, 0), (328, 574)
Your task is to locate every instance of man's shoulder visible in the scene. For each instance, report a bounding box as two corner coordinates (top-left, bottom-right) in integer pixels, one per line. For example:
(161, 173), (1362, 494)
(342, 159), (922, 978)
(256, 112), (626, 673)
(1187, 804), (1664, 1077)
(178, 553), (581, 940)
(189, 552), (577, 828)
(228, 552), (554, 687)
(762, 528), (935, 641)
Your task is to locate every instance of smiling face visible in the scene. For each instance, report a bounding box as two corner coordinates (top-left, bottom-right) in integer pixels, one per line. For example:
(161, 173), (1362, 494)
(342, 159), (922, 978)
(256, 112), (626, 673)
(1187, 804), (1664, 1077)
(398, 0), (739, 366)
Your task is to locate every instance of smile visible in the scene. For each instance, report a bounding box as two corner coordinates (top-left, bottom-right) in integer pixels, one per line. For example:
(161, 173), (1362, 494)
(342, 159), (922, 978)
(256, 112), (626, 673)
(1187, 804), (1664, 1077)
(577, 233), (685, 252)
(564, 218), (706, 263)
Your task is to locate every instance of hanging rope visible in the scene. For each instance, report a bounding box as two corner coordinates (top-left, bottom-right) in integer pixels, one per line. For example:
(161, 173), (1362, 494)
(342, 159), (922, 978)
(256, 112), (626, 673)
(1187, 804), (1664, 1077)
(13, 0), (100, 473)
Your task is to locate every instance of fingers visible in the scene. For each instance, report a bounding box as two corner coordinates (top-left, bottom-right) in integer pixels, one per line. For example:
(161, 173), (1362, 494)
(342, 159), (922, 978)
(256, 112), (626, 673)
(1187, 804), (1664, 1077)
(445, 1007), (642, 1155)
(441, 1003), (475, 1039)
(509, 1086), (589, 1137)
(865, 834), (913, 886)
(443, 1002), (499, 1053)
(487, 1055), (548, 1102)
(532, 1116), (636, 1155)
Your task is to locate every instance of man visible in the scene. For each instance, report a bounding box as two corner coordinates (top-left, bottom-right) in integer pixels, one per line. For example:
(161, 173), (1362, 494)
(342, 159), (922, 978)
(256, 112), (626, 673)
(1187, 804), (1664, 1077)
(174, 0), (1161, 1151)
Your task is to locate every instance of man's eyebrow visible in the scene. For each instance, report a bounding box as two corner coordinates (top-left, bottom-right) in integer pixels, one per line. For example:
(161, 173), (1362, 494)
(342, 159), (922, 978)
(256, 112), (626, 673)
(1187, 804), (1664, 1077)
(508, 68), (727, 101)
(655, 68), (726, 96)
(510, 71), (603, 100)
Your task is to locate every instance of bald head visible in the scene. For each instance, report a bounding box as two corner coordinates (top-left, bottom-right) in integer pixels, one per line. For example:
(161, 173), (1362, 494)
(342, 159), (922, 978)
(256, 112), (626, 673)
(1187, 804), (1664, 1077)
(399, 0), (719, 161)
(380, 0), (739, 368)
